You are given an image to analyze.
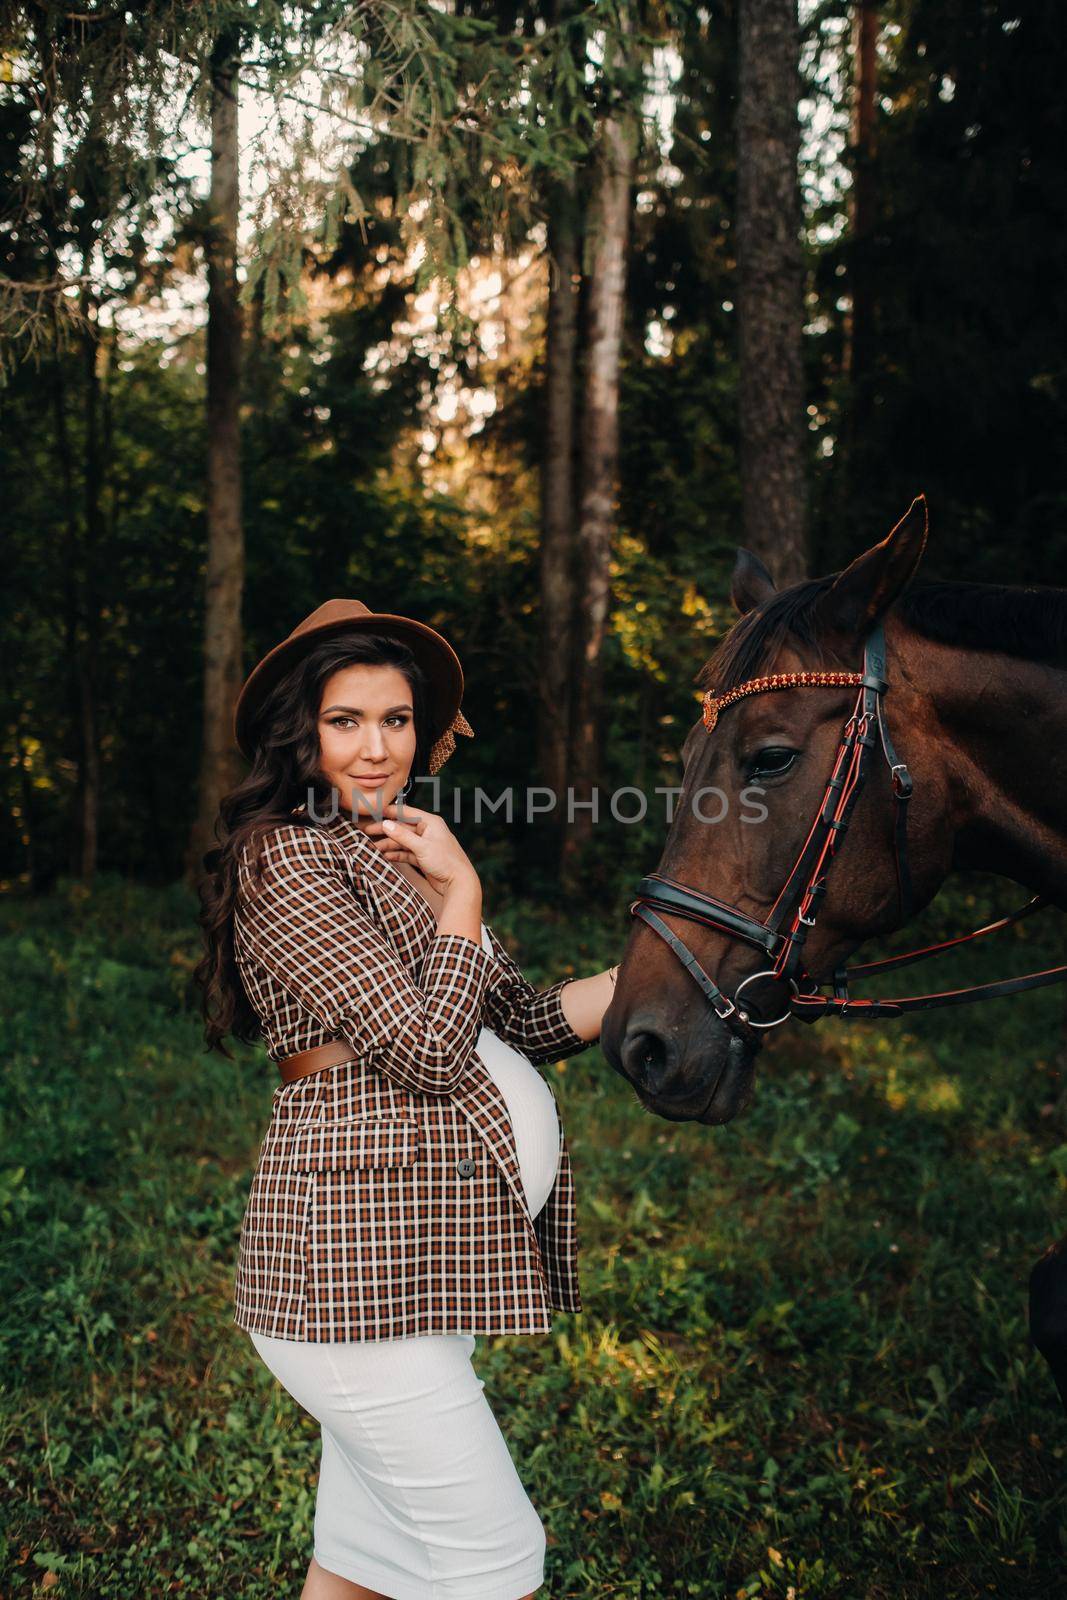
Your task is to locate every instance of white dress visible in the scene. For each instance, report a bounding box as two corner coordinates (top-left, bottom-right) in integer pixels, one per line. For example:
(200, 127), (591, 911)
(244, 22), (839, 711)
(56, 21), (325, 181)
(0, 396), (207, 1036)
(472, 920), (562, 1218)
(247, 920), (565, 1599)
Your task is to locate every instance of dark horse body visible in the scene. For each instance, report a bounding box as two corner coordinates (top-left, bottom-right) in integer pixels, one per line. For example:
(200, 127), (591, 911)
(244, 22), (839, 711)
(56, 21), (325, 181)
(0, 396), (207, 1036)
(601, 497), (1067, 1406)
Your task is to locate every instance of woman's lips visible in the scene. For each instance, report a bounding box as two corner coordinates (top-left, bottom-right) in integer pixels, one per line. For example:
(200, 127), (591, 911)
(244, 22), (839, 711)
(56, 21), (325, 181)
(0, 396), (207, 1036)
(350, 775), (389, 786)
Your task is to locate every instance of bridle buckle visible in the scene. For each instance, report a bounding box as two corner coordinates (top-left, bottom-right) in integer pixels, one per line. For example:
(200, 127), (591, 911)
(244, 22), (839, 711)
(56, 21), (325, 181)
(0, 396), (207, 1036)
(890, 763), (913, 799)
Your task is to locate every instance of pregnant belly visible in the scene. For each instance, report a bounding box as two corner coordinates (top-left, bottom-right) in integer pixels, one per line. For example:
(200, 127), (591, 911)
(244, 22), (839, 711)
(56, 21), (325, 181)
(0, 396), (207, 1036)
(474, 1026), (561, 1218)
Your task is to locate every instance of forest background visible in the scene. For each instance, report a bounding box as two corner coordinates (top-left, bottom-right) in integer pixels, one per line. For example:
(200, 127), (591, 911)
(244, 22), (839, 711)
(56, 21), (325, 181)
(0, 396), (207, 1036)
(2, 3), (1066, 1596)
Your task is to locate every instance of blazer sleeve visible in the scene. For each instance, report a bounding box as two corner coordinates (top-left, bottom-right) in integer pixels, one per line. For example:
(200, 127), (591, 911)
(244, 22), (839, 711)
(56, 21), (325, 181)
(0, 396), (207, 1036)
(234, 822), (497, 1097)
(480, 920), (594, 1067)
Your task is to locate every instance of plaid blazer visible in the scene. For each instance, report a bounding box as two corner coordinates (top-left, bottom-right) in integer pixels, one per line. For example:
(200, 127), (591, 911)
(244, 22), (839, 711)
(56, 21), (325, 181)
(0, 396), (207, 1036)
(230, 804), (593, 1342)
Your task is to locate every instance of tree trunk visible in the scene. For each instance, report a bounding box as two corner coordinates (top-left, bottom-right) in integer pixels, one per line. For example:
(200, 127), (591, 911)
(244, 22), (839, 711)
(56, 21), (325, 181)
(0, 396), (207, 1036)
(37, 14), (99, 882)
(736, 0), (808, 588)
(77, 279), (103, 880)
(846, 0), (879, 426)
(12, 709), (37, 889)
(185, 32), (245, 887)
(562, 102), (635, 878)
(49, 339), (89, 883)
(538, 170), (581, 807)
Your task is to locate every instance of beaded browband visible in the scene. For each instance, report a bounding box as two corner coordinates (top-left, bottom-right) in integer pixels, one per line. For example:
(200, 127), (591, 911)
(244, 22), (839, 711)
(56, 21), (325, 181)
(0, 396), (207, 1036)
(701, 670), (865, 733)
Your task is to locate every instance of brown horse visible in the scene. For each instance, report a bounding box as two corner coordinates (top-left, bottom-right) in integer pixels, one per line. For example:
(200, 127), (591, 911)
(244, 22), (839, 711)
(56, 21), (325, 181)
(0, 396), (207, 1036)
(600, 495), (1067, 1406)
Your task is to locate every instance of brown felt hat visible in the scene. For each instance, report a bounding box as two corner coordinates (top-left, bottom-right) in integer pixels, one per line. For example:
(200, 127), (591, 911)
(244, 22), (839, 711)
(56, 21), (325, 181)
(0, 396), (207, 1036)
(232, 599), (474, 774)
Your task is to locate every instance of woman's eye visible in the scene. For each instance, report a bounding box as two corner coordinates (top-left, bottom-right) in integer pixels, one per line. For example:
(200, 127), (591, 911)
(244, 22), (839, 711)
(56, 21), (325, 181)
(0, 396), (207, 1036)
(749, 747), (798, 779)
(330, 716), (409, 730)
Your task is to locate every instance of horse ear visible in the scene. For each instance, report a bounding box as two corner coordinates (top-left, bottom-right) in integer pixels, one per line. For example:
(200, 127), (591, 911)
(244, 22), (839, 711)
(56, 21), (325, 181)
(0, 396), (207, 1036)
(815, 494), (929, 638)
(730, 548), (778, 615)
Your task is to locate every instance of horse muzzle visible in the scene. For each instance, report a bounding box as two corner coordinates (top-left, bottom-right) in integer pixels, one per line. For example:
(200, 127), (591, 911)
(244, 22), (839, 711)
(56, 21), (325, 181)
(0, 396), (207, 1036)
(602, 1003), (762, 1125)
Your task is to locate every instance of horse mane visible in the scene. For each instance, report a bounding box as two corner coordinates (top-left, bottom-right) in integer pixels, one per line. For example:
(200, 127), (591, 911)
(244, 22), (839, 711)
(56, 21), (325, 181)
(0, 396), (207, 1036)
(698, 577), (1067, 693)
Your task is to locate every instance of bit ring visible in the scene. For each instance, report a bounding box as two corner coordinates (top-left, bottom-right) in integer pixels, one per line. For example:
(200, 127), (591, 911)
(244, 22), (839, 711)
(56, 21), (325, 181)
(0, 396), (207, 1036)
(733, 970), (799, 1029)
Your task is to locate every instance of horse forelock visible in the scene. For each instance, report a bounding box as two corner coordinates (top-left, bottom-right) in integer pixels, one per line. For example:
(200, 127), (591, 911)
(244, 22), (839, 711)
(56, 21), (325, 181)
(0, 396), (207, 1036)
(696, 576), (838, 695)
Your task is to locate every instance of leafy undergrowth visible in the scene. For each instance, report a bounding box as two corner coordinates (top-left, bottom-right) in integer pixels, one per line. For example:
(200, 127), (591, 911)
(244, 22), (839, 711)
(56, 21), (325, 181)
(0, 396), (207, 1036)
(0, 871), (1064, 1597)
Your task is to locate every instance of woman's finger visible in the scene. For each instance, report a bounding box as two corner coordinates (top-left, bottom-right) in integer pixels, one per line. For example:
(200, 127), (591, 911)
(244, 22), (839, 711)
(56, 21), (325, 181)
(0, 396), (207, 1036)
(381, 818), (421, 842)
(383, 802), (430, 831)
(377, 845), (414, 861)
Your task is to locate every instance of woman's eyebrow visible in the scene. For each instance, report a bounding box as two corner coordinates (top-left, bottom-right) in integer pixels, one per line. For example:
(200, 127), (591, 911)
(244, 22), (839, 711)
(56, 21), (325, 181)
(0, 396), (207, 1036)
(321, 703), (414, 716)
(321, 707), (412, 720)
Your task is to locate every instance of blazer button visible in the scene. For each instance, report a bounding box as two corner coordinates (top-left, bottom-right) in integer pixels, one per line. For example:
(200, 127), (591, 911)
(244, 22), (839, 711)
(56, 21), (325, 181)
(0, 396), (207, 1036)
(456, 1157), (476, 1177)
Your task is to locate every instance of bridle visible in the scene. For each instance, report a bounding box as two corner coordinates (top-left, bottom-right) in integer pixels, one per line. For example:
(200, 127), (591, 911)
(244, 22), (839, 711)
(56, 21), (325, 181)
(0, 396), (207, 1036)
(629, 621), (1067, 1037)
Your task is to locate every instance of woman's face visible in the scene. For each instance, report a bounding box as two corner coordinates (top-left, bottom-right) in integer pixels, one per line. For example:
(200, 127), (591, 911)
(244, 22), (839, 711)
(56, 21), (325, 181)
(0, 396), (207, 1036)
(317, 663), (418, 820)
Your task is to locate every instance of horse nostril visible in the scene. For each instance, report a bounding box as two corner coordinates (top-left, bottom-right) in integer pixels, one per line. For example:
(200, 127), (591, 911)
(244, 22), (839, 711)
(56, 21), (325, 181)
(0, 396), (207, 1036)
(620, 1026), (672, 1094)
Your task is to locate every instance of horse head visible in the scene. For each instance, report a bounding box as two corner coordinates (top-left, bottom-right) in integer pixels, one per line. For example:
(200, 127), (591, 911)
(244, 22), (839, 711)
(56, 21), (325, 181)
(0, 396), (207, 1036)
(601, 494), (963, 1123)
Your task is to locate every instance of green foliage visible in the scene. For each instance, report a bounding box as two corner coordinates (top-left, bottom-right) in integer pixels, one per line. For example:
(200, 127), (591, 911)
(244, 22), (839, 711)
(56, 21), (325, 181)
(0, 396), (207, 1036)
(808, 0), (1067, 583)
(5, 0), (1064, 896)
(1, 876), (1065, 1594)
(0, 2), (653, 350)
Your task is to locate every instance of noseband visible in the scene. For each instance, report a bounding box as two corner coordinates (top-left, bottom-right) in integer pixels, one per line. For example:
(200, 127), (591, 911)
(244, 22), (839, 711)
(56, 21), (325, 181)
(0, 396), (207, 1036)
(630, 621), (1067, 1035)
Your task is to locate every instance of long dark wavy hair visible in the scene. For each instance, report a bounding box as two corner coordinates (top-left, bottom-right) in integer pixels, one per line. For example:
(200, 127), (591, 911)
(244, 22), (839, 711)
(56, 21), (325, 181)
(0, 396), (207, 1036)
(193, 631), (434, 1059)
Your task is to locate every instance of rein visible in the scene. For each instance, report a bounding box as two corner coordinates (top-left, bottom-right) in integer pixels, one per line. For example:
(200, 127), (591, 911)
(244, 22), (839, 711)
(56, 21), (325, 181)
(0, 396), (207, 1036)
(630, 621), (1067, 1035)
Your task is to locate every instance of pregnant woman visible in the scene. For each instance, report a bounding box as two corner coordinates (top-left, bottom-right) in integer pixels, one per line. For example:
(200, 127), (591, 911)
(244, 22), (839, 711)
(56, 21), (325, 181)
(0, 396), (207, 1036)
(195, 599), (618, 1600)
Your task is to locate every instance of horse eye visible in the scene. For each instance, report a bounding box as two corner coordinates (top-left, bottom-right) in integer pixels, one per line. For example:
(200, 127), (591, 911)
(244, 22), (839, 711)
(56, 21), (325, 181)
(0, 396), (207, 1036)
(750, 747), (798, 778)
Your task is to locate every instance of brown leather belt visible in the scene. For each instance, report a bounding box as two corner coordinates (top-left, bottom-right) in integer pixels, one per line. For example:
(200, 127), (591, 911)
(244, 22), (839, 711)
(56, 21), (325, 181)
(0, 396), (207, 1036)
(277, 1039), (359, 1084)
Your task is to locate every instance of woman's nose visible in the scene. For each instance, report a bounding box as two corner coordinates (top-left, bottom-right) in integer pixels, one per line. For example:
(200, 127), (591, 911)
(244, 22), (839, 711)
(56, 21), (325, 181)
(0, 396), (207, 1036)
(357, 727), (387, 760)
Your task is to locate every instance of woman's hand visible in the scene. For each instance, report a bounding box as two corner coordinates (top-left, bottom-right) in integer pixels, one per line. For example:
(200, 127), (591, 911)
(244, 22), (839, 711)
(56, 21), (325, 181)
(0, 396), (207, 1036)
(558, 965), (620, 1042)
(365, 802), (480, 900)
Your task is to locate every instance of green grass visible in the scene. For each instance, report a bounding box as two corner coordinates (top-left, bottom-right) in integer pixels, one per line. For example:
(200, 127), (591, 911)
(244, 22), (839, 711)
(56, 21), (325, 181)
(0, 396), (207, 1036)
(1, 872), (1064, 1597)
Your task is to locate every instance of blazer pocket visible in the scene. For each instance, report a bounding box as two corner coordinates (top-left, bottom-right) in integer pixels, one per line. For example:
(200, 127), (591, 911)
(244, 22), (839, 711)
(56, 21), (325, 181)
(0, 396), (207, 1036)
(288, 1115), (420, 1171)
